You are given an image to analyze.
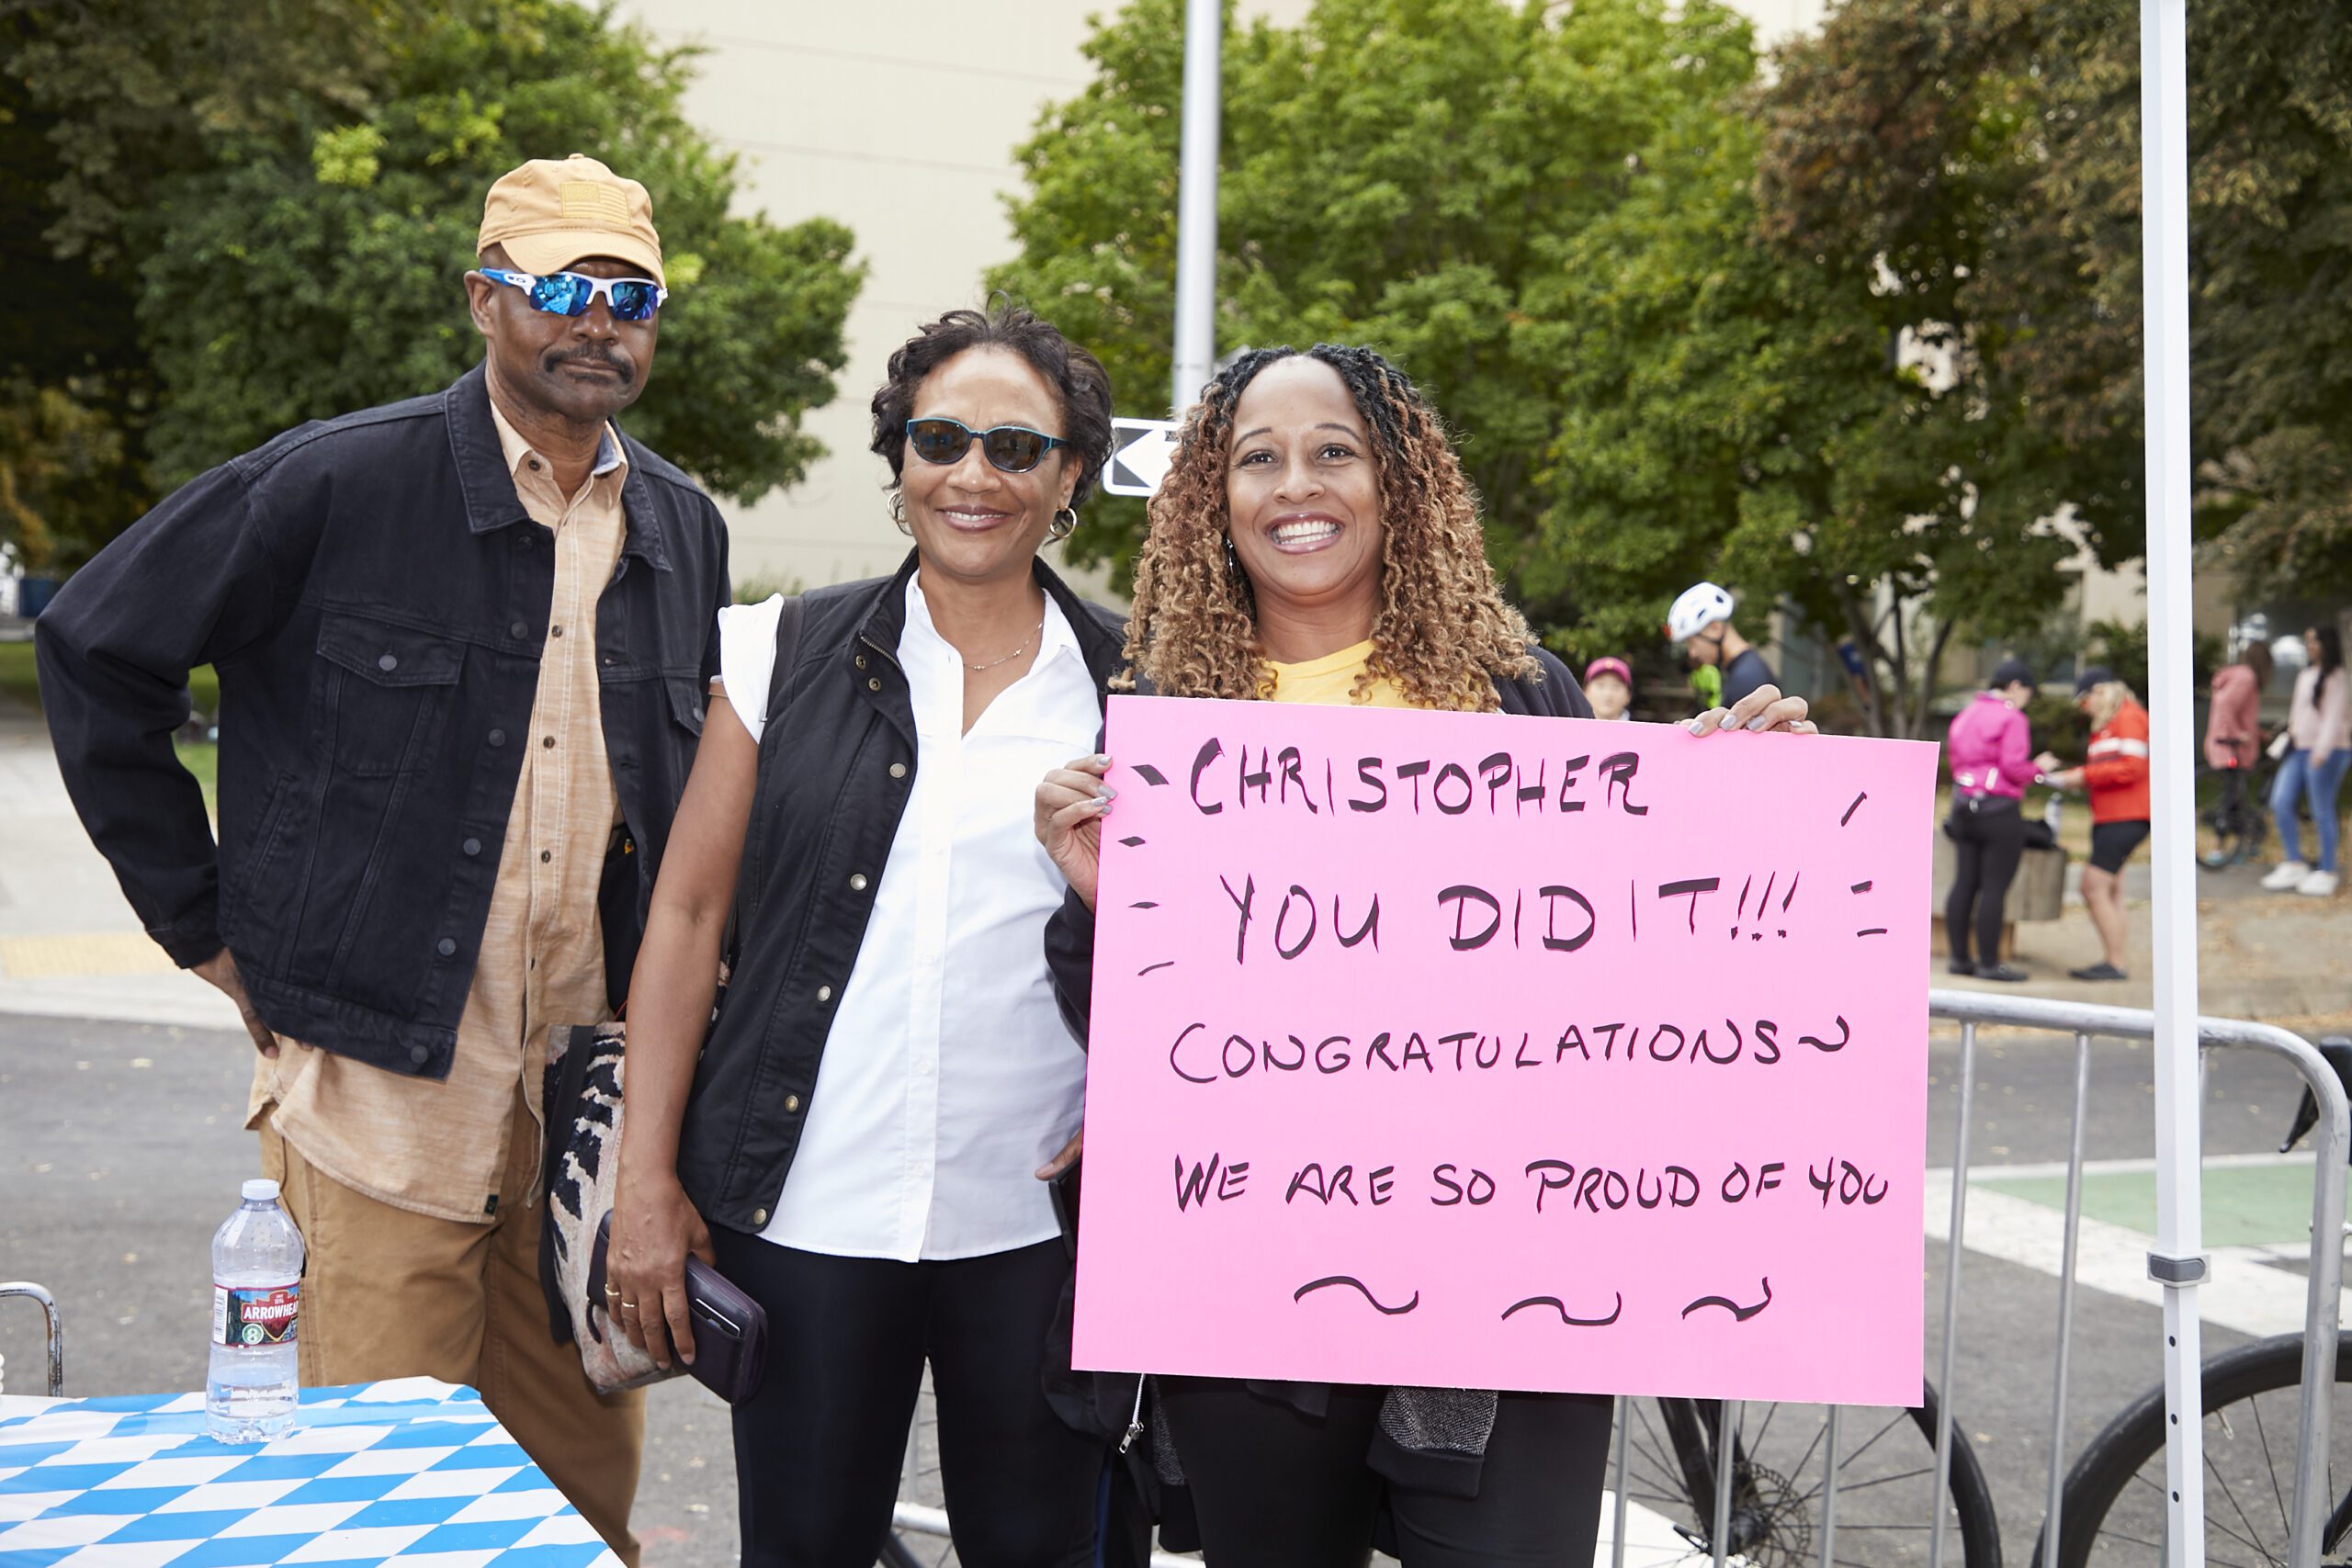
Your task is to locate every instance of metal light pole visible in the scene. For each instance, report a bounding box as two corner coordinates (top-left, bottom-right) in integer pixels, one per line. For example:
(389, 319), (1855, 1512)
(1170, 0), (1222, 415)
(2139, 0), (2214, 1561)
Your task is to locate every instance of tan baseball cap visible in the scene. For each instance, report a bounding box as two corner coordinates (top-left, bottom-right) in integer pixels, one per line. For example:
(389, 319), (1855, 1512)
(478, 154), (665, 287)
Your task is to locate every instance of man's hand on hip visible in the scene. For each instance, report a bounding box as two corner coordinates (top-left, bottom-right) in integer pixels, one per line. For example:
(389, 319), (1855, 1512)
(193, 949), (280, 1058)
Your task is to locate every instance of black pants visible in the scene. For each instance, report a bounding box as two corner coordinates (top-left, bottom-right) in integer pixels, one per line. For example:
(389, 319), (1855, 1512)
(1158, 1379), (1613, 1568)
(1944, 794), (2025, 964)
(711, 1231), (1103, 1568)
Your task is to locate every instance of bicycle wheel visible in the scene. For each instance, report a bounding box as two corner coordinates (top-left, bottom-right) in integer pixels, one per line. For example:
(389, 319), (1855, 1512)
(1616, 1385), (2002, 1567)
(2200, 812), (2246, 870)
(2033, 1331), (2352, 1568)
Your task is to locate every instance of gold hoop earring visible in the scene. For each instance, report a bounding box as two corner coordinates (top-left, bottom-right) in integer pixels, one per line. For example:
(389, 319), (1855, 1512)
(888, 489), (910, 536)
(1048, 506), (1078, 543)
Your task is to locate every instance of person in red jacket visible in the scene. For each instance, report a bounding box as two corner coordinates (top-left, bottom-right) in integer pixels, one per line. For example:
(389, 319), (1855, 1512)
(2035, 666), (2149, 980)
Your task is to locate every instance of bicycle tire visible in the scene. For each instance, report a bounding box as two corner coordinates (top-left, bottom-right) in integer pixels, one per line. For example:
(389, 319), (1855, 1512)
(1623, 1383), (2003, 1567)
(2032, 1330), (2352, 1568)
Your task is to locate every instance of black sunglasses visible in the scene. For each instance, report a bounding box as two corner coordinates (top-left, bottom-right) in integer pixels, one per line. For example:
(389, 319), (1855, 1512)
(904, 417), (1068, 474)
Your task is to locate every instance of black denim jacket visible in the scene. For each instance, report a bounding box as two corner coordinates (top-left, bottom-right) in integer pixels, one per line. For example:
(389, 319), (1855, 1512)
(36, 365), (729, 1079)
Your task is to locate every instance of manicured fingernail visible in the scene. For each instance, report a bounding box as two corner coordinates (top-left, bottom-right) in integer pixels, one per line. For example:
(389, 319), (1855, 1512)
(1096, 784), (1117, 800)
(1685, 719), (1705, 734)
(1747, 715), (1770, 731)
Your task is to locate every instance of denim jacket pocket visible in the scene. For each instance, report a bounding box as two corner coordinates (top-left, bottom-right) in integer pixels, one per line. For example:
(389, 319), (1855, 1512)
(316, 615), (467, 777)
(666, 674), (707, 737)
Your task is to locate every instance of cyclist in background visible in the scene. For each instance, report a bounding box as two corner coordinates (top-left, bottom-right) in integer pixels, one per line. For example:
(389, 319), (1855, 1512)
(1668, 581), (1779, 710)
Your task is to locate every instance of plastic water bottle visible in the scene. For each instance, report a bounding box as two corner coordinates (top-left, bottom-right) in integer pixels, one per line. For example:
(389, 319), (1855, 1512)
(207, 1178), (304, 1442)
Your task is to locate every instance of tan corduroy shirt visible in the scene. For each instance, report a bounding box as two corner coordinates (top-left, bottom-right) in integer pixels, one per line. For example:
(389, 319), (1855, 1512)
(248, 401), (628, 1223)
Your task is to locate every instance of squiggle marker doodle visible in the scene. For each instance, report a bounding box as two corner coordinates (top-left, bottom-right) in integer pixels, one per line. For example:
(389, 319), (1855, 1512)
(1501, 1292), (1623, 1326)
(1294, 1276), (1420, 1315)
(1681, 1277), (1773, 1322)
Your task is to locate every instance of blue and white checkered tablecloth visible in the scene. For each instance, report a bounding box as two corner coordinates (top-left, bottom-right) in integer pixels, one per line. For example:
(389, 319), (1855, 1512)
(0, 1378), (620, 1568)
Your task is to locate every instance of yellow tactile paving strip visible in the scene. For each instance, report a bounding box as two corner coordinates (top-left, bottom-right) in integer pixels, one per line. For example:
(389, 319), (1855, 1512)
(0, 932), (177, 978)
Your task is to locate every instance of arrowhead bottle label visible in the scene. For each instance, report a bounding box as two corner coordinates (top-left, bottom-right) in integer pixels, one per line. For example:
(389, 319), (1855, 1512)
(212, 1282), (300, 1347)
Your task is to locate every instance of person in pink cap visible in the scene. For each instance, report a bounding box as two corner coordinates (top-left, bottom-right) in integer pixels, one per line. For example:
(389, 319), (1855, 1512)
(1582, 655), (1634, 720)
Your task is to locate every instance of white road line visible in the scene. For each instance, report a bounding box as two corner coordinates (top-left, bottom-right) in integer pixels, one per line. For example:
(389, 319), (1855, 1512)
(1924, 1168), (2340, 1339)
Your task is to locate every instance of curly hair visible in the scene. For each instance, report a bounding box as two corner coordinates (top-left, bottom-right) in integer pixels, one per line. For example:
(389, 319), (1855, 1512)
(868, 302), (1116, 507)
(1122, 344), (1538, 709)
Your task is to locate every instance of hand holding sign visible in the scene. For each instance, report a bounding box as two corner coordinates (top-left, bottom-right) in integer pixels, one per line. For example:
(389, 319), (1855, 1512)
(1073, 695), (1937, 1404)
(1035, 752), (1116, 909)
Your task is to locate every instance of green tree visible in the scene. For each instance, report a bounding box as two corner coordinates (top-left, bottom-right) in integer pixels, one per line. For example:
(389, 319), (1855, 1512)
(990, 0), (1759, 594)
(2018, 0), (2352, 599)
(4, 0), (865, 568)
(1576, 0), (2093, 738)
(1758, 0), (2352, 602)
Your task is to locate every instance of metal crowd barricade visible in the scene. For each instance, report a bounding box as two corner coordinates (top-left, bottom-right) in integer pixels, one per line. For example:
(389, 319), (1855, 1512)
(0, 1282), (64, 1396)
(1616, 988), (2349, 1568)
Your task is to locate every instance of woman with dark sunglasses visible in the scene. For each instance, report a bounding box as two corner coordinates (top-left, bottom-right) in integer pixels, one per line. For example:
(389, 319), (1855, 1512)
(1034, 344), (1814, 1567)
(604, 303), (1131, 1567)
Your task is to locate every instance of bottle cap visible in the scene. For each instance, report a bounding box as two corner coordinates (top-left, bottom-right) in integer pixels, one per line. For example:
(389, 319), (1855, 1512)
(242, 1179), (282, 1203)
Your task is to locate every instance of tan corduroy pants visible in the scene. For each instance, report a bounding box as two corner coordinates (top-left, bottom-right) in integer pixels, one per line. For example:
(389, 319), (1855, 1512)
(257, 1091), (646, 1566)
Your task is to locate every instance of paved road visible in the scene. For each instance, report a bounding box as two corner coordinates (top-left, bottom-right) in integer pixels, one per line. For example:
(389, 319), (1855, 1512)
(7, 1010), (2340, 1567)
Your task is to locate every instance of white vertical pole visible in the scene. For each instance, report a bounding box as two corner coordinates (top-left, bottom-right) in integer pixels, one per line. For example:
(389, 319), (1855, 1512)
(1170, 0), (1222, 414)
(2140, 0), (2205, 1562)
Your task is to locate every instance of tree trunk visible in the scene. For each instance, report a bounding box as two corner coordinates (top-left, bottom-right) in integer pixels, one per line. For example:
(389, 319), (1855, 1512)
(1905, 613), (1960, 741)
(1834, 581), (1890, 738)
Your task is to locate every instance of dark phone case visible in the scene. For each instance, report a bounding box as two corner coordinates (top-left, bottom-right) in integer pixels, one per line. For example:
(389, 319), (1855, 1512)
(588, 1213), (769, 1404)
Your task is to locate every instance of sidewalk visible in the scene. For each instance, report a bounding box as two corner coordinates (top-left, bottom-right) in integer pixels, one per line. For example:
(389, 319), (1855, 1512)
(0, 695), (240, 1030)
(1935, 854), (2351, 1036)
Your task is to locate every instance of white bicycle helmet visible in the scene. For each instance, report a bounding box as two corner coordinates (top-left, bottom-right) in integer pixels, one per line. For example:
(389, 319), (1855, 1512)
(1666, 581), (1736, 643)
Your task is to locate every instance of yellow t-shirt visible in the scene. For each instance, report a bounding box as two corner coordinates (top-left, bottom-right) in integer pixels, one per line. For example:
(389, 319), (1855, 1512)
(1264, 639), (1420, 709)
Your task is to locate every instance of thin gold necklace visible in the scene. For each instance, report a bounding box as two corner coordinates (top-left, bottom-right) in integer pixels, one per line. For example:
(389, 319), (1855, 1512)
(966, 615), (1045, 673)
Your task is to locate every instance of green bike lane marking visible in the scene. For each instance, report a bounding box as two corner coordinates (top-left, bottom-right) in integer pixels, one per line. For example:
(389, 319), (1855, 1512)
(1927, 1154), (2340, 1339)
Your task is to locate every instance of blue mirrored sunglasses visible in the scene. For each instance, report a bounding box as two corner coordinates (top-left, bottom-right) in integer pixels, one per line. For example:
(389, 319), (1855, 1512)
(480, 267), (668, 322)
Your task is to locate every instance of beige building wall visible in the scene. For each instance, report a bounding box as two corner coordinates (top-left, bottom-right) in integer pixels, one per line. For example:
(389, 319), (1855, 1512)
(1732, 0), (1833, 45)
(618, 0), (1842, 592)
(615, 1), (1308, 592)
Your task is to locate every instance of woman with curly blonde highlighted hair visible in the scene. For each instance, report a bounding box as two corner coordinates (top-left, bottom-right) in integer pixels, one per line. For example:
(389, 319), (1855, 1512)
(1034, 344), (1815, 1567)
(1120, 344), (1541, 710)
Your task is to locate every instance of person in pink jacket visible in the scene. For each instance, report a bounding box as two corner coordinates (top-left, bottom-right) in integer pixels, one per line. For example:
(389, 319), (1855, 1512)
(1943, 659), (2037, 980)
(2203, 640), (2272, 840)
(2263, 625), (2348, 897)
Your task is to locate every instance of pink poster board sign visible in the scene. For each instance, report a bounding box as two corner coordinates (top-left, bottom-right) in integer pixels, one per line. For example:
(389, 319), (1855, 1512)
(1074, 694), (1940, 1404)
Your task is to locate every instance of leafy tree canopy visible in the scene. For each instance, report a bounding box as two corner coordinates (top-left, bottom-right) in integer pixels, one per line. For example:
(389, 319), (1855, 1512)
(994, 0), (2352, 732)
(992, 0), (1758, 599)
(4, 0), (864, 570)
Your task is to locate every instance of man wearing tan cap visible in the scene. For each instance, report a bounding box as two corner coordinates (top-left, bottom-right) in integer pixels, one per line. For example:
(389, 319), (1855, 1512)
(38, 154), (730, 1562)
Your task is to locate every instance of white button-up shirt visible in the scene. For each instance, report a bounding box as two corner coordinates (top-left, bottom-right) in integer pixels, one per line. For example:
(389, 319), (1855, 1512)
(714, 578), (1097, 1260)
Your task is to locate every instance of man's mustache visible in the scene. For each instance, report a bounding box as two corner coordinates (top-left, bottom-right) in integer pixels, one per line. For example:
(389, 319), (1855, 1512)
(546, 346), (635, 385)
